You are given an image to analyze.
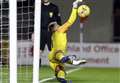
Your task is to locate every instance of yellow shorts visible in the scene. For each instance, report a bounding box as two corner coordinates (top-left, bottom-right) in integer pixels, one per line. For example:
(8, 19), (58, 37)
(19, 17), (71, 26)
(48, 48), (65, 71)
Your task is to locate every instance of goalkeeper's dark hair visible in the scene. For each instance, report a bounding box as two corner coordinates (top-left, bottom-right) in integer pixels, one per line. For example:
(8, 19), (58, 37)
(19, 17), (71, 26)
(48, 22), (58, 32)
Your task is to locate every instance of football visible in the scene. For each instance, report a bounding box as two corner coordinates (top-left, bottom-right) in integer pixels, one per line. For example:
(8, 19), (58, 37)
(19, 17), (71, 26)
(78, 5), (91, 18)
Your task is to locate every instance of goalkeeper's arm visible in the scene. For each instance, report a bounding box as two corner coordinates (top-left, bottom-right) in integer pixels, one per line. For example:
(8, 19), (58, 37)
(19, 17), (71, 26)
(58, 0), (83, 33)
(67, 0), (83, 26)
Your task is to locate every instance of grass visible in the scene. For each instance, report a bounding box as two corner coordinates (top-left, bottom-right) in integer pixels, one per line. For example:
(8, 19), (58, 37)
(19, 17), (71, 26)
(0, 65), (120, 83)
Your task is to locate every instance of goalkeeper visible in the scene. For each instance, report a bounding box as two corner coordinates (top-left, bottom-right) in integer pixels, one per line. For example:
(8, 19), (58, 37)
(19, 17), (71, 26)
(48, 0), (86, 83)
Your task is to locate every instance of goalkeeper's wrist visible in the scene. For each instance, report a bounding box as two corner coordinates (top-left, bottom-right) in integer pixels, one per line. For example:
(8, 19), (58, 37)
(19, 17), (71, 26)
(73, 2), (78, 8)
(73, 0), (83, 8)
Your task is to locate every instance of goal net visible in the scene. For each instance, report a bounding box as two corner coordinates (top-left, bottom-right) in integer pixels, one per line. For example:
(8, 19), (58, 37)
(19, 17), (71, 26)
(0, 0), (9, 83)
(17, 0), (40, 83)
(17, 0), (35, 83)
(0, 0), (41, 83)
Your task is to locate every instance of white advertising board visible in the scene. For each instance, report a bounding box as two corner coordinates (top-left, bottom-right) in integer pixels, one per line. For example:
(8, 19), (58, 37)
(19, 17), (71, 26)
(67, 43), (120, 68)
(17, 41), (120, 67)
(17, 40), (33, 65)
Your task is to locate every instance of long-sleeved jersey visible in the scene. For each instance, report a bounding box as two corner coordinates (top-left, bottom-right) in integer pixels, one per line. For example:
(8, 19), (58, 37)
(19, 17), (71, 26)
(52, 8), (77, 53)
(48, 8), (77, 62)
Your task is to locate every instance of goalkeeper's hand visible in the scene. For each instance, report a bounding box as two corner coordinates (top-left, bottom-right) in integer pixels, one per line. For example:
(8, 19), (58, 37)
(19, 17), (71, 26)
(73, 0), (83, 8)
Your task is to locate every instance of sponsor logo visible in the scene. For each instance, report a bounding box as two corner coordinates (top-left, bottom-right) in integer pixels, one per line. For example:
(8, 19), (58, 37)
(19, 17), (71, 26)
(49, 12), (53, 18)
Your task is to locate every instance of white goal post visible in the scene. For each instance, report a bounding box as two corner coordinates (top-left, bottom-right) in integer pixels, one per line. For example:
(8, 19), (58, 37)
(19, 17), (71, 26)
(33, 0), (41, 83)
(9, 0), (41, 83)
(9, 0), (17, 83)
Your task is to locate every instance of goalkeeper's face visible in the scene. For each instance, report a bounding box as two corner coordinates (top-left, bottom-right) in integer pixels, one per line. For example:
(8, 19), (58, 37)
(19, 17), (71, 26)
(48, 22), (60, 32)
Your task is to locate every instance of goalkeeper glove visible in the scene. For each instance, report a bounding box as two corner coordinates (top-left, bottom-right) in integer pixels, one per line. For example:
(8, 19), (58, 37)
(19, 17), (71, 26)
(73, 0), (83, 8)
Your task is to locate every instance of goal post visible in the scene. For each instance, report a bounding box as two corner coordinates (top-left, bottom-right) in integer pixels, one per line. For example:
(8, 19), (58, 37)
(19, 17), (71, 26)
(1, 0), (41, 82)
(9, 0), (17, 83)
(33, 0), (41, 83)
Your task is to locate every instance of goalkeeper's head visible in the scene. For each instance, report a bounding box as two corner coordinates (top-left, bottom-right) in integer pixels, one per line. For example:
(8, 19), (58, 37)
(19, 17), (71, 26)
(48, 22), (60, 32)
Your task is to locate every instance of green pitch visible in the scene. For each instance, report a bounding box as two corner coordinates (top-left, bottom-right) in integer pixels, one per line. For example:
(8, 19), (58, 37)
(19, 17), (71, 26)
(1, 65), (120, 83)
(40, 66), (120, 83)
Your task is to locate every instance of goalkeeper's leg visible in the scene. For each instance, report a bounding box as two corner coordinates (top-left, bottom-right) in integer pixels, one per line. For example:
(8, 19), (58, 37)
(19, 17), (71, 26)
(49, 62), (67, 83)
(55, 51), (86, 65)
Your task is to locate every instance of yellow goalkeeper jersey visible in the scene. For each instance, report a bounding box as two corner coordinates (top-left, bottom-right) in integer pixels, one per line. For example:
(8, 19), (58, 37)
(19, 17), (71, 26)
(51, 8), (77, 52)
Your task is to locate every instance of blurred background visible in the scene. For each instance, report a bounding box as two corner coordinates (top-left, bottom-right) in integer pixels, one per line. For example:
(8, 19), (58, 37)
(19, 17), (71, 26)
(0, 0), (119, 42)
(52, 0), (117, 43)
(0, 0), (120, 83)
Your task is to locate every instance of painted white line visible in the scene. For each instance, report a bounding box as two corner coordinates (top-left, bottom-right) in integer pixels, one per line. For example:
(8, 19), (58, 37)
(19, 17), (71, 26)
(67, 68), (80, 74)
(39, 67), (82, 83)
(39, 76), (56, 83)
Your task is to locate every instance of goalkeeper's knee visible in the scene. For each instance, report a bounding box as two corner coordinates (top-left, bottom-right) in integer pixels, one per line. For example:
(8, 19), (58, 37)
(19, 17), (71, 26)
(55, 65), (67, 83)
